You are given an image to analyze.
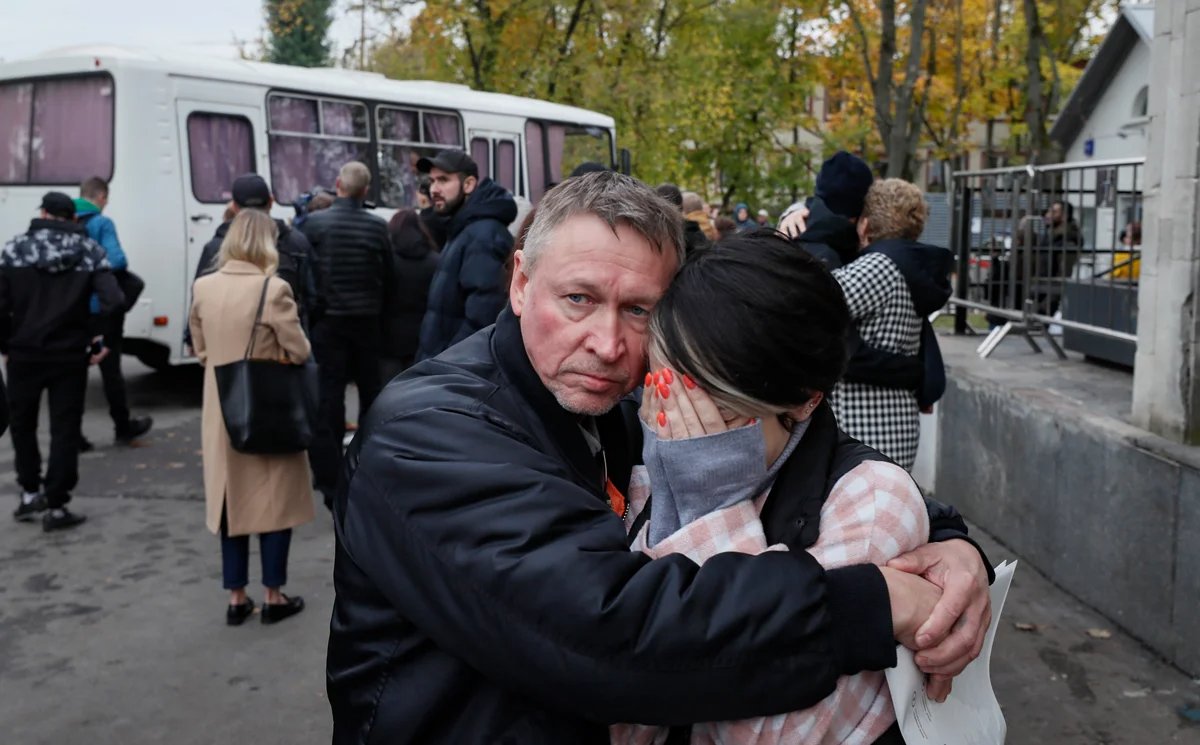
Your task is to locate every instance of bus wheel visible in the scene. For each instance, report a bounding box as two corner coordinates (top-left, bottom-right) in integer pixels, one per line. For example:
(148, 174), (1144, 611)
(126, 340), (172, 371)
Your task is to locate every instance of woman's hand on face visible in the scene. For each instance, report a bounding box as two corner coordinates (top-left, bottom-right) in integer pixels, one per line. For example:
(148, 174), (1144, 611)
(644, 368), (730, 439)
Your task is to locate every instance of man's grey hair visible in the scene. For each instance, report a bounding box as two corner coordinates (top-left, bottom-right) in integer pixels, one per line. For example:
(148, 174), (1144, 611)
(522, 171), (684, 272)
(338, 161), (371, 198)
(681, 191), (705, 214)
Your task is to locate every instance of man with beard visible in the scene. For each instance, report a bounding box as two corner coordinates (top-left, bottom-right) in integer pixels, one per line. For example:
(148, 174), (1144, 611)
(326, 171), (995, 744)
(415, 149), (518, 361)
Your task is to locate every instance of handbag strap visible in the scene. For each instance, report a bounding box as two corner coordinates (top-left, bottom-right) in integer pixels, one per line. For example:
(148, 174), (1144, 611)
(244, 276), (272, 360)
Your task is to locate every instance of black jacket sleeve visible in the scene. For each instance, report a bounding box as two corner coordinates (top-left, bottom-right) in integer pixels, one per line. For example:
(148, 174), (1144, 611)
(340, 403), (898, 726)
(92, 268), (124, 317)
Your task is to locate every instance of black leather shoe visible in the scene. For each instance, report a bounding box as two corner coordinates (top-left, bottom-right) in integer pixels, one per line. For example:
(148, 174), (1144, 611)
(43, 507), (86, 532)
(115, 416), (153, 444)
(13, 494), (47, 522)
(226, 598), (256, 626)
(261, 595), (304, 625)
(78, 437), (95, 453)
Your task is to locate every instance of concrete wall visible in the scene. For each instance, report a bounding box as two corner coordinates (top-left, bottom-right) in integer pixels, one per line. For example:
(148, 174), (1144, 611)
(1063, 41), (1151, 162)
(935, 369), (1200, 676)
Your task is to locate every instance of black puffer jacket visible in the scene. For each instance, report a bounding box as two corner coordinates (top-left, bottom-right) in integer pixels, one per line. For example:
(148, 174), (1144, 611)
(0, 219), (123, 362)
(302, 197), (394, 318)
(383, 218), (440, 365)
(327, 308), (916, 744)
(415, 178), (517, 360)
(794, 196), (861, 269)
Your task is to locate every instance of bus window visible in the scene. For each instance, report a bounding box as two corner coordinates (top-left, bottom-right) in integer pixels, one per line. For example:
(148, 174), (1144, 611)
(470, 138), (491, 182)
(496, 140), (516, 194)
(525, 121), (612, 203)
(187, 113), (254, 203)
(0, 74), (113, 185)
(377, 106), (464, 208)
(268, 93), (369, 204)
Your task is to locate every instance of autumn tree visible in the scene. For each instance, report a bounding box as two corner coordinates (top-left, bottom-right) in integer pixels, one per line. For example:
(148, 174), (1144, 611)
(265, 0), (334, 67)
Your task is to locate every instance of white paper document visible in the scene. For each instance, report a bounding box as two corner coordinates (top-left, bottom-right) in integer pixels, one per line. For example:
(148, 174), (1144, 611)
(885, 561), (1017, 745)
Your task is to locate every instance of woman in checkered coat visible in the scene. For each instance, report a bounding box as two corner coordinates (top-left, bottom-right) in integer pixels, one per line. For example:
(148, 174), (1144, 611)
(832, 180), (953, 470)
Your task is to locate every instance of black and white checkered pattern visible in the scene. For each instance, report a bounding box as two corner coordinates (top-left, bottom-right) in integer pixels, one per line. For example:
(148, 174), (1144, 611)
(831, 253), (922, 469)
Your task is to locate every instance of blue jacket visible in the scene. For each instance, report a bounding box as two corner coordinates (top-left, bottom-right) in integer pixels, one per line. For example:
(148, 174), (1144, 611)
(76, 201), (127, 315)
(415, 178), (517, 361)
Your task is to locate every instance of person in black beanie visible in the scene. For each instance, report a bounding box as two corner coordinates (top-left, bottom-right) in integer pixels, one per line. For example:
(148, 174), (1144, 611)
(782, 151), (874, 270)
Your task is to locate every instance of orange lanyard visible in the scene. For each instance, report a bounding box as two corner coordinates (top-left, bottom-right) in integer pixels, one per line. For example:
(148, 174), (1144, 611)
(606, 479), (627, 519)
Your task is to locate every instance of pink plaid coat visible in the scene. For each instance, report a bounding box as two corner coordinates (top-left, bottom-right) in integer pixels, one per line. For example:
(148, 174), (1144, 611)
(612, 460), (929, 745)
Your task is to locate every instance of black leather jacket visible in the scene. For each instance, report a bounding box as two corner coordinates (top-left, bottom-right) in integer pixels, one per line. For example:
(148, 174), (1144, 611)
(326, 308), (983, 744)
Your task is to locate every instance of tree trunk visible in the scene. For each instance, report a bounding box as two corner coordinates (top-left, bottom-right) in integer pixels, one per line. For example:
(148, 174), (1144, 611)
(885, 0), (928, 179)
(1022, 0), (1051, 163)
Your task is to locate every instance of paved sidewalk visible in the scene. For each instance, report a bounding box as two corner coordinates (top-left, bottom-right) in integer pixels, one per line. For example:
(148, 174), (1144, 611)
(0, 390), (1197, 743)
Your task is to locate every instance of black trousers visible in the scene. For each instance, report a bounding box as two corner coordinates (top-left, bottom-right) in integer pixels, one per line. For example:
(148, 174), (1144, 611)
(309, 316), (383, 494)
(97, 313), (131, 432)
(7, 359), (88, 508)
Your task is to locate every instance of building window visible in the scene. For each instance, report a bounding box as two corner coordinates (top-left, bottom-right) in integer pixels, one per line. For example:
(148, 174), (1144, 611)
(1132, 85), (1149, 119)
(187, 113), (254, 203)
(376, 105), (464, 208)
(267, 93), (370, 205)
(0, 74), (114, 185)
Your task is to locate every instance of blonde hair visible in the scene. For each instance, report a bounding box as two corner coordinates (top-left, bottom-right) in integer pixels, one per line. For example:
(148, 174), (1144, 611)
(863, 178), (927, 242)
(218, 209), (279, 272)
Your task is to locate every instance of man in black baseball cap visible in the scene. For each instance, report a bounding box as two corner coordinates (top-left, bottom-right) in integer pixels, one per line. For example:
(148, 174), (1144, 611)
(414, 148), (517, 360)
(192, 173), (317, 326)
(1, 191), (125, 531)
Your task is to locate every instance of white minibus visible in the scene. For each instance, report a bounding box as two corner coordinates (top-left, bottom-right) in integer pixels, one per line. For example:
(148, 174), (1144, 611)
(0, 46), (619, 368)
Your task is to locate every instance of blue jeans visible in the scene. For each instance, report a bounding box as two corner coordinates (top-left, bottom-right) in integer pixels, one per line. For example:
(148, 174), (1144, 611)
(219, 511), (292, 590)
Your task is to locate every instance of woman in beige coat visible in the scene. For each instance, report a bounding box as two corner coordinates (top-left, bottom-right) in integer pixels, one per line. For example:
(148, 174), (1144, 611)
(189, 210), (314, 626)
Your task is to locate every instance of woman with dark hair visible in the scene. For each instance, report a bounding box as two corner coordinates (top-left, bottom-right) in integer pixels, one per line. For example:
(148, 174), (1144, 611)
(612, 230), (935, 745)
(380, 209), (440, 382)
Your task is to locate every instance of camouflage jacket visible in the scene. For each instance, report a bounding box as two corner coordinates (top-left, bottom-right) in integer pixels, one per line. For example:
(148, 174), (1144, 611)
(0, 219), (123, 361)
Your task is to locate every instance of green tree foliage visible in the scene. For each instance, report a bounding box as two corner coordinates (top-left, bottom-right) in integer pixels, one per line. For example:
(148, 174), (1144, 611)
(265, 0), (334, 67)
(363, 0), (1115, 207)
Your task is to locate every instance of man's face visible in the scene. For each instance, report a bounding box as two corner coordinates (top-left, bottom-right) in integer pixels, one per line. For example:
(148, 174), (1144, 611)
(94, 191), (109, 210)
(510, 214), (678, 416)
(737, 207), (749, 221)
(756, 214), (767, 225)
(429, 167), (473, 214)
(1047, 203), (1064, 226)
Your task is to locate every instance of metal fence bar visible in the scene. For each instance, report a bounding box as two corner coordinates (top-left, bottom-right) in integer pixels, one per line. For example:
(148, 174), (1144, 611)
(948, 158), (1143, 364)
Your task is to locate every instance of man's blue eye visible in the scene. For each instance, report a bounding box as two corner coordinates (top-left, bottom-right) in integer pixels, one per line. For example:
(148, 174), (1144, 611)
(629, 306), (648, 317)
(567, 294), (586, 304)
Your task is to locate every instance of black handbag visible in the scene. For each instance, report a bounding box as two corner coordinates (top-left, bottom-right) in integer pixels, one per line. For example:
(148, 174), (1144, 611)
(214, 277), (318, 454)
(115, 269), (145, 313)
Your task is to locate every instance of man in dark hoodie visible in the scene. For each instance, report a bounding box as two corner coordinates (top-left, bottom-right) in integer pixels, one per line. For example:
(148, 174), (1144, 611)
(415, 149), (518, 361)
(0, 192), (124, 531)
(733, 202), (758, 232)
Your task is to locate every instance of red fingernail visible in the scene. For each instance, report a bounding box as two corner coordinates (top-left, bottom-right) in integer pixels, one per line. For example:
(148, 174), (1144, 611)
(662, 369), (674, 385)
(657, 384), (670, 399)
(683, 375), (696, 390)
(657, 411), (667, 427)
(749, 417), (757, 425)
(644, 373), (653, 387)
(653, 372), (661, 385)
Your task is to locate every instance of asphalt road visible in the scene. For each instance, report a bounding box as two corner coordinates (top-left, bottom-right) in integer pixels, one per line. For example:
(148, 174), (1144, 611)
(0, 360), (1196, 744)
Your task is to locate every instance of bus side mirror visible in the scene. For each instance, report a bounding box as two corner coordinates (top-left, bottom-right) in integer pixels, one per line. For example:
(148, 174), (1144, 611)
(619, 148), (632, 175)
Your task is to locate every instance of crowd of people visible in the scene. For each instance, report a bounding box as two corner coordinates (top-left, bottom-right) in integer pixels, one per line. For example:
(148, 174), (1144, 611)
(2, 146), (992, 744)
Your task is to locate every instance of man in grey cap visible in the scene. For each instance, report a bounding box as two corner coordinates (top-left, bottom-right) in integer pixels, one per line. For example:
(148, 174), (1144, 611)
(415, 149), (517, 361)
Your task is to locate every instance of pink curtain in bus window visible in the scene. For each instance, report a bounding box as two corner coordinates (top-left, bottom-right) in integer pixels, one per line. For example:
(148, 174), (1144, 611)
(525, 121), (545, 202)
(188, 114), (253, 203)
(322, 101), (364, 138)
(30, 77), (114, 183)
(496, 140), (516, 193)
(0, 83), (33, 183)
(269, 96), (319, 134)
(379, 108), (417, 142)
(470, 138), (491, 181)
(545, 125), (566, 184)
(423, 113), (461, 146)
